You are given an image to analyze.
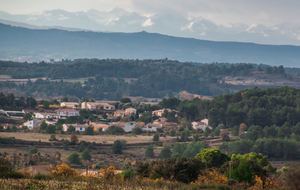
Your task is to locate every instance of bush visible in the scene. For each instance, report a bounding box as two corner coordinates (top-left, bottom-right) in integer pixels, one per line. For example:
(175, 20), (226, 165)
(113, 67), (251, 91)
(34, 173), (53, 180)
(81, 149), (91, 160)
(51, 163), (79, 177)
(153, 134), (159, 141)
(69, 132), (78, 144)
(40, 121), (47, 130)
(169, 129), (176, 136)
(145, 146), (154, 157)
(159, 146), (172, 159)
(120, 169), (134, 180)
(112, 140), (123, 154)
(105, 125), (125, 134)
(132, 127), (143, 134)
(78, 142), (85, 152)
(231, 125), (239, 136)
(84, 125), (94, 135)
(195, 148), (230, 168)
(45, 125), (56, 134)
(67, 152), (81, 165)
(49, 133), (57, 141)
(29, 147), (38, 154)
(136, 157), (205, 183)
(180, 129), (190, 141)
(63, 139), (69, 150)
(10, 125), (17, 132)
(67, 125), (75, 132)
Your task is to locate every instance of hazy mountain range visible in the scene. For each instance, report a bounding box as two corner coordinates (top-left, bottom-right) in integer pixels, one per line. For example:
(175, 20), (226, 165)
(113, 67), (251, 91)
(1, 8), (300, 46)
(1, 22), (300, 67)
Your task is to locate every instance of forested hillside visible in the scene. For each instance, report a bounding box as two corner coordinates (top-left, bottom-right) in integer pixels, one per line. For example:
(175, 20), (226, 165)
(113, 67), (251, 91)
(1, 59), (299, 100)
(2, 23), (300, 66)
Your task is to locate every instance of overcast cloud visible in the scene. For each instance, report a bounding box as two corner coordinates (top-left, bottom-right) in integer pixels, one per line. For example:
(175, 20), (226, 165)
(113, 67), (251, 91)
(1, 0), (300, 26)
(1, 0), (300, 45)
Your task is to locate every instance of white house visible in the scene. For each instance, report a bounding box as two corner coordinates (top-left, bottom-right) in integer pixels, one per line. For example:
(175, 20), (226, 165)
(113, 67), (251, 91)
(142, 123), (160, 132)
(56, 109), (80, 118)
(60, 102), (79, 109)
(125, 122), (136, 132)
(23, 120), (43, 130)
(62, 123), (89, 132)
(125, 108), (137, 116)
(191, 121), (208, 131)
(35, 112), (61, 119)
(81, 102), (115, 111)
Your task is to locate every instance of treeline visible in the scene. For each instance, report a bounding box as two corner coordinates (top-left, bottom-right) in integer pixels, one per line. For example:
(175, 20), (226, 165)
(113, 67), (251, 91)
(0, 92), (37, 109)
(0, 59), (288, 99)
(174, 86), (300, 128)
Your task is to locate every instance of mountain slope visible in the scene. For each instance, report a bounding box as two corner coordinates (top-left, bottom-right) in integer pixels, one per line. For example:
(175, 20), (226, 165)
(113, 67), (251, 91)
(0, 23), (300, 67)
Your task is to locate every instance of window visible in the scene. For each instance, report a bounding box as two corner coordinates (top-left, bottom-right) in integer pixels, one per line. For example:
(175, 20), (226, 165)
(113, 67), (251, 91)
(80, 128), (82, 131)
(70, 113), (73, 115)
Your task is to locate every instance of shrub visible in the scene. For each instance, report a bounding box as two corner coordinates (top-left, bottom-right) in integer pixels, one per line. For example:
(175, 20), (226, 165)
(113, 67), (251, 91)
(79, 142), (85, 152)
(132, 127), (143, 134)
(153, 134), (159, 141)
(180, 129), (191, 141)
(137, 157), (205, 183)
(63, 139), (69, 150)
(159, 146), (172, 159)
(193, 134), (201, 141)
(67, 125), (75, 132)
(34, 173), (53, 180)
(99, 165), (116, 180)
(69, 132), (78, 144)
(112, 140), (123, 154)
(51, 163), (79, 177)
(40, 120), (47, 130)
(105, 125), (125, 134)
(231, 125), (239, 136)
(11, 125), (17, 132)
(84, 125), (94, 135)
(121, 169), (134, 180)
(145, 146), (154, 157)
(81, 149), (91, 160)
(0, 157), (11, 174)
(29, 147), (38, 154)
(67, 152), (81, 165)
(169, 129), (176, 136)
(45, 125), (56, 134)
(49, 133), (57, 141)
(195, 148), (230, 168)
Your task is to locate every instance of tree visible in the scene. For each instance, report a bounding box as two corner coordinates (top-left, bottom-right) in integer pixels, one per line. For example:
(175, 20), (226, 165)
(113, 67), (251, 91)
(213, 128), (221, 136)
(63, 139), (69, 150)
(132, 127), (143, 135)
(10, 125), (17, 132)
(105, 125), (125, 134)
(153, 134), (159, 141)
(180, 129), (191, 141)
(169, 129), (176, 136)
(81, 149), (91, 160)
(40, 120), (47, 130)
(112, 140), (123, 154)
(23, 113), (32, 121)
(61, 97), (69, 102)
(67, 152), (81, 165)
(231, 125), (239, 136)
(29, 147), (38, 154)
(102, 112), (108, 120)
(67, 125), (75, 132)
(79, 142), (85, 152)
(49, 133), (57, 141)
(159, 146), (172, 159)
(195, 148), (230, 168)
(43, 100), (50, 109)
(172, 142), (186, 158)
(85, 125), (94, 135)
(145, 146), (154, 157)
(278, 122), (292, 138)
(204, 127), (211, 137)
(120, 97), (132, 103)
(45, 124), (56, 134)
(69, 132), (78, 144)
(220, 132), (230, 142)
(52, 99), (60, 105)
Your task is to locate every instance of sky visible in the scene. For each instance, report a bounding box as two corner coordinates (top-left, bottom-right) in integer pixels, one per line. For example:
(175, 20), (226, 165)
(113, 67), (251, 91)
(1, 0), (300, 26)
